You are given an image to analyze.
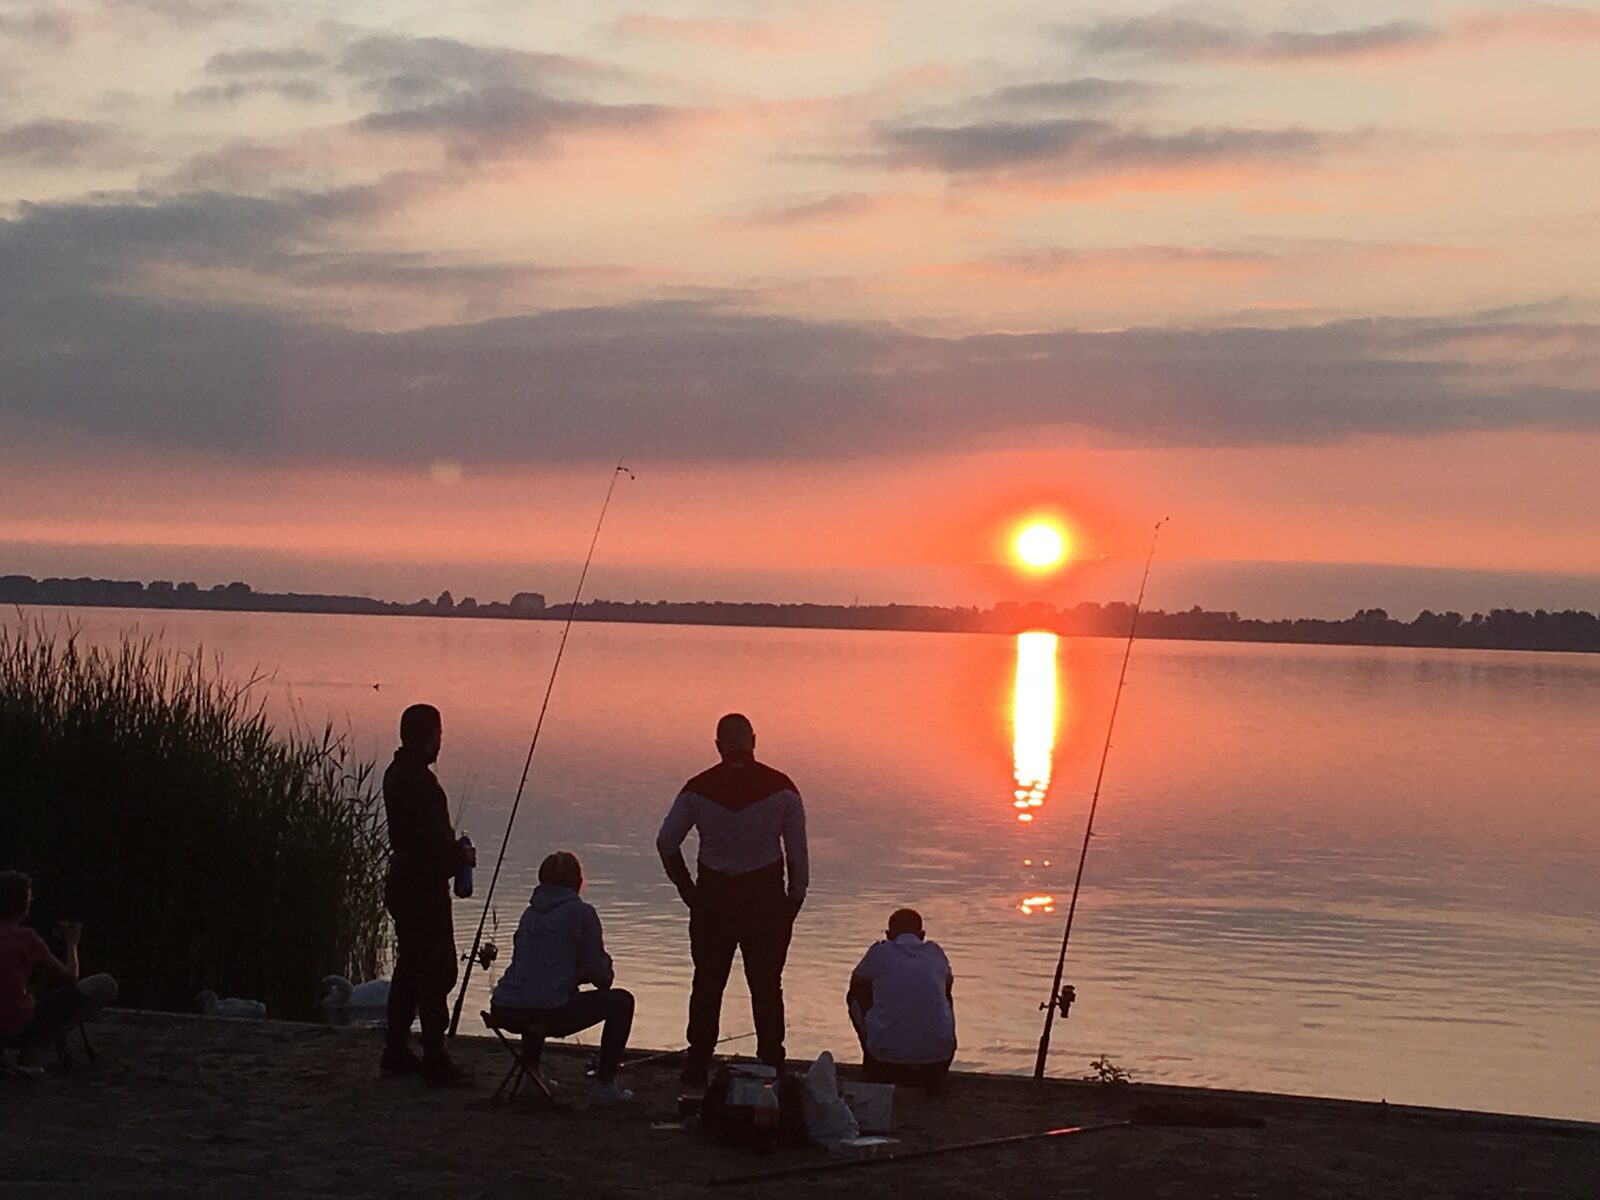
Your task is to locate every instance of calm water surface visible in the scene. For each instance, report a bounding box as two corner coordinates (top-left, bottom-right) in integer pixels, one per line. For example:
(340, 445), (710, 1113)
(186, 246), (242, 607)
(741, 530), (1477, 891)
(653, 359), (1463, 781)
(39, 607), (1600, 1121)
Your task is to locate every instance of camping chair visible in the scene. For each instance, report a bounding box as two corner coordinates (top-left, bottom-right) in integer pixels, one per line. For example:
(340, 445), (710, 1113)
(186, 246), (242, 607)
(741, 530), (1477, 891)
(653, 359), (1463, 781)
(0, 1023), (96, 1077)
(481, 1010), (560, 1109)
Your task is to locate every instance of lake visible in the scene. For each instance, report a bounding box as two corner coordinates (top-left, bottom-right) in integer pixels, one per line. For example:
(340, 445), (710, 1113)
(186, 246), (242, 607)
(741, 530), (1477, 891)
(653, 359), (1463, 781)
(29, 606), (1600, 1121)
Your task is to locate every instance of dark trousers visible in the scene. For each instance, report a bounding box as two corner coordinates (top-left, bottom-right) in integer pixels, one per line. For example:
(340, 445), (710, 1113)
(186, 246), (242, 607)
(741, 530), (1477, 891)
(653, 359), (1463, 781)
(687, 861), (796, 1068)
(16, 986), (87, 1045)
(492, 989), (636, 1082)
(385, 885), (458, 1056)
(848, 1001), (954, 1090)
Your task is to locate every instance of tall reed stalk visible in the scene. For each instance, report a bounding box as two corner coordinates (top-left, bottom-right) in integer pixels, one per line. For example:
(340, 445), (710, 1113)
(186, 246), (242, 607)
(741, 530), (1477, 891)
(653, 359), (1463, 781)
(0, 619), (388, 1016)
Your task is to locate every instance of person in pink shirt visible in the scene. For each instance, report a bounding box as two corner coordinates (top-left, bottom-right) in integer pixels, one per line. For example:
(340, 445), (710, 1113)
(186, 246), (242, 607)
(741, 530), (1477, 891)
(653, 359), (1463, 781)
(0, 870), (117, 1070)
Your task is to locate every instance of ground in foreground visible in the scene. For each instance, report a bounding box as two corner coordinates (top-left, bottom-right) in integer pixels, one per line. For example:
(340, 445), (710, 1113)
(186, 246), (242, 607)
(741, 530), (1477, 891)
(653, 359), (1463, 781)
(3, 1012), (1595, 1198)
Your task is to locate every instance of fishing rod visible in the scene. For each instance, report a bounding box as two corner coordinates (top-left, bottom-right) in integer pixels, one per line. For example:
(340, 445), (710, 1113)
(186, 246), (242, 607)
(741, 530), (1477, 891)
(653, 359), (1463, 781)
(709, 1121), (1130, 1187)
(1032, 517), (1166, 1080)
(580, 1030), (756, 1077)
(621, 1030), (755, 1070)
(447, 461), (635, 1037)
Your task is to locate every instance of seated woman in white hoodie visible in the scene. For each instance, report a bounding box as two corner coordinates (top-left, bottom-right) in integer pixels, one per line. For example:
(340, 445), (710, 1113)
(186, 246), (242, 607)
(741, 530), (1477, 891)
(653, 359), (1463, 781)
(847, 908), (956, 1094)
(490, 851), (634, 1104)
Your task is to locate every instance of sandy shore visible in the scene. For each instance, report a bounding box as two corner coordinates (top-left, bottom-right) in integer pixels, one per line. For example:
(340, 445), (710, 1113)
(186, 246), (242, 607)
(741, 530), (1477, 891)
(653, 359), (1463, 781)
(3, 1010), (1595, 1198)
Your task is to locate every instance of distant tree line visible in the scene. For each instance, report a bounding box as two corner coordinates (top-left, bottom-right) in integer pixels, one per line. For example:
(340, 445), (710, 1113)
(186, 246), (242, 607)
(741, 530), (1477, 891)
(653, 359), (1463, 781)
(0, 575), (546, 619)
(3, 574), (1597, 654)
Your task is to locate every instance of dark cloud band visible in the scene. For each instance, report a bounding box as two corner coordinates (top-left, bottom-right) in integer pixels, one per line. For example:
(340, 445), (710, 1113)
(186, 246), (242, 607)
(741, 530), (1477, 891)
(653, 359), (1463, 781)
(2, 187), (1595, 465)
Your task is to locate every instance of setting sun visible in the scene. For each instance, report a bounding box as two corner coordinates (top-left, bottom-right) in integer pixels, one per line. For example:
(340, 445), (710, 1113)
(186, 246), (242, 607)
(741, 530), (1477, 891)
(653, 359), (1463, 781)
(1014, 522), (1070, 571)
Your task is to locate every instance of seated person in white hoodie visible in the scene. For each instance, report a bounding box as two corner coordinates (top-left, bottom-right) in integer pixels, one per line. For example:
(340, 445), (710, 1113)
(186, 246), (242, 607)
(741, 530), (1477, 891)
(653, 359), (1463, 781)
(490, 851), (634, 1104)
(846, 908), (956, 1093)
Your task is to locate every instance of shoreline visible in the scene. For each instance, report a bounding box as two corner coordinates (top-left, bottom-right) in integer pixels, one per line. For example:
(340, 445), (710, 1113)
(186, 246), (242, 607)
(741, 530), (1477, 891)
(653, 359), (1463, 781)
(5, 1010), (1596, 1197)
(10, 599), (1600, 660)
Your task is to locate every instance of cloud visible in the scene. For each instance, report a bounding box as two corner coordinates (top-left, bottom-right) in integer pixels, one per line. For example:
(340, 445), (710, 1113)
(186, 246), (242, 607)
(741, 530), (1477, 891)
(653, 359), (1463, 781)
(983, 77), (1163, 110)
(0, 6), (73, 46)
(357, 88), (675, 163)
(205, 46), (327, 73)
(1069, 6), (1600, 64)
(173, 44), (333, 105)
(101, 0), (264, 23)
(337, 33), (622, 104)
(874, 116), (1329, 177)
(0, 181), (624, 332)
(1, 184), (403, 294)
(1073, 14), (1440, 60)
(267, 251), (630, 294)
(610, 11), (868, 55)
(950, 243), (1275, 276)
(181, 78), (330, 105)
(729, 192), (882, 226)
(2, 191), (1596, 465)
(331, 33), (681, 162)
(941, 238), (1474, 278)
(0, 118), (130, 166)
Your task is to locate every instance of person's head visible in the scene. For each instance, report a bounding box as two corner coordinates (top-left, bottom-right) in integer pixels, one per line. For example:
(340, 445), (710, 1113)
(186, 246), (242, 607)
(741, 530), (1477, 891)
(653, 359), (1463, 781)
(538, 850), (583, 892)
(715, 712), (756, 760)
(0, 870), (32, 922)
(399, 703), (442, 763)
(886, 907), (924, 941)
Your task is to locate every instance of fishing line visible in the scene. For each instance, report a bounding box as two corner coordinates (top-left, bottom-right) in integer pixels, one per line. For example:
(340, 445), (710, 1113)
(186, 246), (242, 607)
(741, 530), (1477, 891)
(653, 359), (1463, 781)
(447, 461), (635, 1038)
(1032, 517), (1166, 1080)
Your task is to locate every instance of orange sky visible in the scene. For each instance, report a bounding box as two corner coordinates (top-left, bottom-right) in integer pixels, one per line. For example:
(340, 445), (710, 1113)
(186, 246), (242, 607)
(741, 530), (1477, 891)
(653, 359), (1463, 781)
(1, 2), (1598, 615)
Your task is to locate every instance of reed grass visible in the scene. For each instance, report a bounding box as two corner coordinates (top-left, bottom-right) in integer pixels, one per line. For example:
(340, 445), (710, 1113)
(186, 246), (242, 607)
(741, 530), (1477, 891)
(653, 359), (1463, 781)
(0, 619), (388, 1016)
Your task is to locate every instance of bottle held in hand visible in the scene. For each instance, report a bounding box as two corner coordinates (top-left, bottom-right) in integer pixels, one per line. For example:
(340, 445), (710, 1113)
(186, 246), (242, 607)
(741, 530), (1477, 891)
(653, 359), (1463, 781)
(455, 833), (474, 898)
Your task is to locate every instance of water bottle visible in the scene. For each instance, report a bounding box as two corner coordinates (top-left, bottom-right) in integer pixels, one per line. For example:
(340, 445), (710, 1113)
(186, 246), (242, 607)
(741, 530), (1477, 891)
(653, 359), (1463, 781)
(455, 833), (474, 898)
(752, 1078), (780, 1154)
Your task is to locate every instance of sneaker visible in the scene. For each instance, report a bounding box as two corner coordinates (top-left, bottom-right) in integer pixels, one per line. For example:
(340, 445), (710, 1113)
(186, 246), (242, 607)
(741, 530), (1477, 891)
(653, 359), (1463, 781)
(588, 1079), (634, 1107)
(679, 1059), (709, 1089)
(422, 1052), (470, 1087)
(380, 1045), (423, 1075)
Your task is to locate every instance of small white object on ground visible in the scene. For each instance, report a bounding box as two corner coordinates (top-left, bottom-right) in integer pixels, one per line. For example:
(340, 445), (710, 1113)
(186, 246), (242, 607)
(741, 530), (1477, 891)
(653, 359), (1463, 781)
(589, 1080), (634, 1106)
(831, 1135), (898, 1156)
(801, 1051), (860, 1148)
(841, 1080), (895, 1133)
(319, 975), (391, 1008)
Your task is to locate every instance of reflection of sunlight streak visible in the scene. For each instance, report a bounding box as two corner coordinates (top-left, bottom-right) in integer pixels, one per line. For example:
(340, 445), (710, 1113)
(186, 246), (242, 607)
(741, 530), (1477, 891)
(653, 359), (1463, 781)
(1018, 894), (1056, 915)
(1012, 631), (1059, 821)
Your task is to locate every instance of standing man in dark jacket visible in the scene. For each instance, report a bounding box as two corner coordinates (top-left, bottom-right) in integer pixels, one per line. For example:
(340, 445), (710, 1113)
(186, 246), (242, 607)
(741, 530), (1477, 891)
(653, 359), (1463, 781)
(382, 703), (475, 1083)
(657, 713), (808, 1085)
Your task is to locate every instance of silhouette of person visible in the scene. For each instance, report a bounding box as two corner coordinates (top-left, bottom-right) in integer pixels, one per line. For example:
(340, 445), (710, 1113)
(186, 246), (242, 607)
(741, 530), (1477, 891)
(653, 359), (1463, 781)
(0, 871), (118, 1072)
(381, 703), (475, 1084)
(490, 851), (635, 1106)
(657, 713), (807, 1085)
(847, 907), (956, 1094)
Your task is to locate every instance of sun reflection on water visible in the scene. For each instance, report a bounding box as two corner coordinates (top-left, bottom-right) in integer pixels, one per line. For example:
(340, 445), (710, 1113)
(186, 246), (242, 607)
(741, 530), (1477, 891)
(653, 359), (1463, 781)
(1013, 631), (1061, 915)
(1012, 631), (1059, 820)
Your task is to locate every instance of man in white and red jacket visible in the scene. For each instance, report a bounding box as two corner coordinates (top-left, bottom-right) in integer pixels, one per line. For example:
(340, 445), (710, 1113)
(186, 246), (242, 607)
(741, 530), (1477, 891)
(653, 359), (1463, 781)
(657, 713), (808, 1086)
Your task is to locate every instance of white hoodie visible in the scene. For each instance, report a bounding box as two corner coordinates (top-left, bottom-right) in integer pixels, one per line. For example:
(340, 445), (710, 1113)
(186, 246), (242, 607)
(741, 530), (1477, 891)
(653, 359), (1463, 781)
(491, 885), (613, 1011)
(850, 933), (956, 1065)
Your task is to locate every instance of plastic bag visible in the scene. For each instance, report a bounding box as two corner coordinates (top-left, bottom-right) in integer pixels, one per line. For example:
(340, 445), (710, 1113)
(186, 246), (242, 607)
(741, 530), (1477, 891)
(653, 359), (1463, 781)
(801, 1051), (860, 1148)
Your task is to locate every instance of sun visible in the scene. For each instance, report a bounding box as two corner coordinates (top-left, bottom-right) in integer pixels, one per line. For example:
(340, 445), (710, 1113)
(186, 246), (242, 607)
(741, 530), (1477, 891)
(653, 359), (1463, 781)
(1014, 521), (1070, 572)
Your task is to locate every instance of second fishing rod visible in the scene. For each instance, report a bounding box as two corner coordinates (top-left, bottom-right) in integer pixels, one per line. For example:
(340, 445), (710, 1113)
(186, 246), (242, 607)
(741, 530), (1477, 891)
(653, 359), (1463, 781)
(1033, 517), (1166, 1080)
(447, 461), (634, 1038)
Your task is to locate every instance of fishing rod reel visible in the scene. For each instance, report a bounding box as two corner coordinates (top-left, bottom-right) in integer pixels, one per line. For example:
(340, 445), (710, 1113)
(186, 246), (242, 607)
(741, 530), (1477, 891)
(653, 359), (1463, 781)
(1041, 983), (1076, 1021)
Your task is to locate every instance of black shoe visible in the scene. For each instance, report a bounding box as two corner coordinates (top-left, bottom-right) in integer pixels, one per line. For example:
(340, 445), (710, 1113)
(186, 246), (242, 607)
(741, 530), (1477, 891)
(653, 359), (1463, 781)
(679, 1058), (709, 1089)
(381, 1045), (423, 1075)
(422, 1052), (470, 1087)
